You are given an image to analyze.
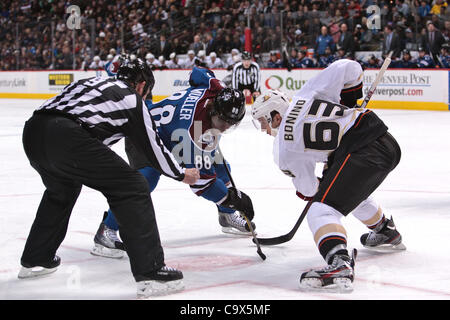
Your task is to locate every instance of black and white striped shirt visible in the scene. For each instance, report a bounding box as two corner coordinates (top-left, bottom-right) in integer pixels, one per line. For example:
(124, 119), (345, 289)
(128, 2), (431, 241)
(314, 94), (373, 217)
(232, 61), (261, 92)
(36, 76), (185, 181)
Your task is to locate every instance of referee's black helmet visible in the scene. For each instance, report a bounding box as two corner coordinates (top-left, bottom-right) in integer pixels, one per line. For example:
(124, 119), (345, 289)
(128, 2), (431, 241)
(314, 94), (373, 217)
(117, 57), (155, 95)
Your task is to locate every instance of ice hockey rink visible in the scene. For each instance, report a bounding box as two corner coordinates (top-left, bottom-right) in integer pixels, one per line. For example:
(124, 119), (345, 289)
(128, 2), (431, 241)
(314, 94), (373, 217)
(1, 98), (450, 301)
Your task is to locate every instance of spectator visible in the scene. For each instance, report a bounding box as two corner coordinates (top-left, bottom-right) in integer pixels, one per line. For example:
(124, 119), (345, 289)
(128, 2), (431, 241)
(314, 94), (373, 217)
(145, 53), (162, 70)
(196, 50), (207, 66)
(204, 33), (217, 55)
(296, 49), (316, 68)
(404, 28), (417, 50)
(416, 46), (436, 67)
(430, 0), (448, 15)
(417, 0), (431, 18)
(206, 52), (225, 68)
(227, 48), (241, 67)
(423, 20), (446, 63)
(335, 46), (347, 60)
(181, 50), (197, 69)
(293, 28), (306, 48)
(382, 24), (402, 58)
(89, 56), (104, 70)
(155, 34), (173, 60)
(266, 51), (283, 68)
(131, 19), (143, 36)
(363, 54), (382, 68)
(396, 0), (410, 17)
(392, 49), (417, 68)
(166, 52), (182, 69)
(288, 48), (299, 67)
(439, 43), (450, 67)
(315, 26), (335, 56)
(158, 55), (168, 70)
(318, 46), (336, 68)
(444, 20), (450, 42)
(338, 23), (356, 55)
(189, 34), (205, 55)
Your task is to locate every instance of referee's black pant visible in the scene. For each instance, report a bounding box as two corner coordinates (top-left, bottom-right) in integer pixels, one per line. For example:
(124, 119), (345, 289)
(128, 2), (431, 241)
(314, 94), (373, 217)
(21, 113), (165, 281)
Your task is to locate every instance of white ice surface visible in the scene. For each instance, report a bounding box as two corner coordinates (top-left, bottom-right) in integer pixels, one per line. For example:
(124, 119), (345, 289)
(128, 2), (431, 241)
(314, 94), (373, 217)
(1, 99), (450, 300)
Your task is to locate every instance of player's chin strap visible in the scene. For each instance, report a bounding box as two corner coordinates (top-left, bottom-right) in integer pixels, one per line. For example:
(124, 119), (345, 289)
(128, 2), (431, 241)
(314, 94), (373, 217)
(217, 147), (266, 261)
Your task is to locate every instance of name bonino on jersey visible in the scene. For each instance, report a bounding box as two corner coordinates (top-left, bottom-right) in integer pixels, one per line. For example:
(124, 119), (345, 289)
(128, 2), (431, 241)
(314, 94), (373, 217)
(284, 99), (305, 141)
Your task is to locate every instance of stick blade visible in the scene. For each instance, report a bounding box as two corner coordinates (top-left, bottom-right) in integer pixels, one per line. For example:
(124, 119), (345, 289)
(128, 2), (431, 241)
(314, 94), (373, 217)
(254, 235), (292, 246)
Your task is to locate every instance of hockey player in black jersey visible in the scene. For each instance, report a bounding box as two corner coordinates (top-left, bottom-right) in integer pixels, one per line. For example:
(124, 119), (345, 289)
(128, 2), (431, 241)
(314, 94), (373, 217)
(19, 58), (200, 297)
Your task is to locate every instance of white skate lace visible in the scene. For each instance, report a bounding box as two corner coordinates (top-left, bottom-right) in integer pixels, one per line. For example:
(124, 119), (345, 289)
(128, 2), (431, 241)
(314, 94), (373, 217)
(229, 212), (247, 227)
(161, 266), (177, 272)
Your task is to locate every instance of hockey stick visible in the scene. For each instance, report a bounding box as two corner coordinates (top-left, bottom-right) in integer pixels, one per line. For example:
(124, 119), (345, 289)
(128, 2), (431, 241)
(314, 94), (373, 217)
(360, 51), (392, 109)
(218, 148), (266, 261)
(255, 200), (313, 246)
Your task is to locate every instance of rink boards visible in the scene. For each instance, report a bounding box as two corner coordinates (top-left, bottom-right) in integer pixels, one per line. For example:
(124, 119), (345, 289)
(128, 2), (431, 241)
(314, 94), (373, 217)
(0, 68), (448, 111)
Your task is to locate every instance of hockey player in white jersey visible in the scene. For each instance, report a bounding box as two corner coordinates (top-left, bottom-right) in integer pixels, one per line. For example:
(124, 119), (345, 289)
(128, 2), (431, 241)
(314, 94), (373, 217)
(251, 59), (406, 292)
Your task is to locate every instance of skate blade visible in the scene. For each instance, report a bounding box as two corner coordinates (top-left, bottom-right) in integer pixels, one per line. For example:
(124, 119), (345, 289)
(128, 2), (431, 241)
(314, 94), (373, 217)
(90, 243), (125, 259)
(221, 227), (256, 236)
(137, 279), (184, 298)
(363, 242), (406, 253)
(18, 266), (58, 279)
(299, 277), (354, 293)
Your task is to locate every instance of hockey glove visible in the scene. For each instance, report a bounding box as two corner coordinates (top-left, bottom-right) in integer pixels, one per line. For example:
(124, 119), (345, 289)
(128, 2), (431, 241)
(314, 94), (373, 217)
(220, 187), (255, 221)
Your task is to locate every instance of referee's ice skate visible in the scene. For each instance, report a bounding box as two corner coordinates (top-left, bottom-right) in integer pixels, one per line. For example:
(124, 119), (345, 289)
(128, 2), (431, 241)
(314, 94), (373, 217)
(18, 256), (61, 279)
(136, 266), (184, 298)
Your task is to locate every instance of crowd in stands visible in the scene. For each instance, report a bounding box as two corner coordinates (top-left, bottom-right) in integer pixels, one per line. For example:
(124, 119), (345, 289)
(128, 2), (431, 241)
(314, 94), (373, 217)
(0, 0), (449, 71)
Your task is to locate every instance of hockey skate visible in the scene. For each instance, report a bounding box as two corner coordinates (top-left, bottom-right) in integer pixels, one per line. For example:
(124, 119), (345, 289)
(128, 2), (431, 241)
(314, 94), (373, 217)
(360, 216), (406, 252)
(299, 249), (357, 293)
(218, 211), (256, 236)
(18, 256), (61, 279)
(136, 266), (184, 298)
(90, 222), (125, 259)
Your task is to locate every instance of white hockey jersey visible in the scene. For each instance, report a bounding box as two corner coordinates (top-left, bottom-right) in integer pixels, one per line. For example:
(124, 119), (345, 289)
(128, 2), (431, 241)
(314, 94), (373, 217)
(274, 60), (368, 197)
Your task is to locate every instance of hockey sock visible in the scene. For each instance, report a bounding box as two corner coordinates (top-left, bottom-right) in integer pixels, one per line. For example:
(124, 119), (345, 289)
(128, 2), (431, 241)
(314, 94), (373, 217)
(318, 235), (349, 264)
(306, 202), (349, 264)
(367, 214), (386, 231)
(103, 209), (119, 231)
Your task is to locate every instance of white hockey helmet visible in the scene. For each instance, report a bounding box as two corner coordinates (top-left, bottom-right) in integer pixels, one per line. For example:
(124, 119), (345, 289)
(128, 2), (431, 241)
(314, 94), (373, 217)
(251, 89), (290, 136)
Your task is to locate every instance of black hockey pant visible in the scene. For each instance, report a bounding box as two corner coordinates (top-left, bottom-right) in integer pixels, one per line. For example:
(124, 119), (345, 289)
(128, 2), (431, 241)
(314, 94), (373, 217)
(313, 132), (401, 216)
(21, 113), (164, 281)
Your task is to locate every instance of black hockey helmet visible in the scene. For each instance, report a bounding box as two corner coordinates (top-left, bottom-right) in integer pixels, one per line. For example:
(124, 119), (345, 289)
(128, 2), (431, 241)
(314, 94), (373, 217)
(117, 57), (155, 95)
(211, 88), (246, 125)
(242, 51), (252, 60)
